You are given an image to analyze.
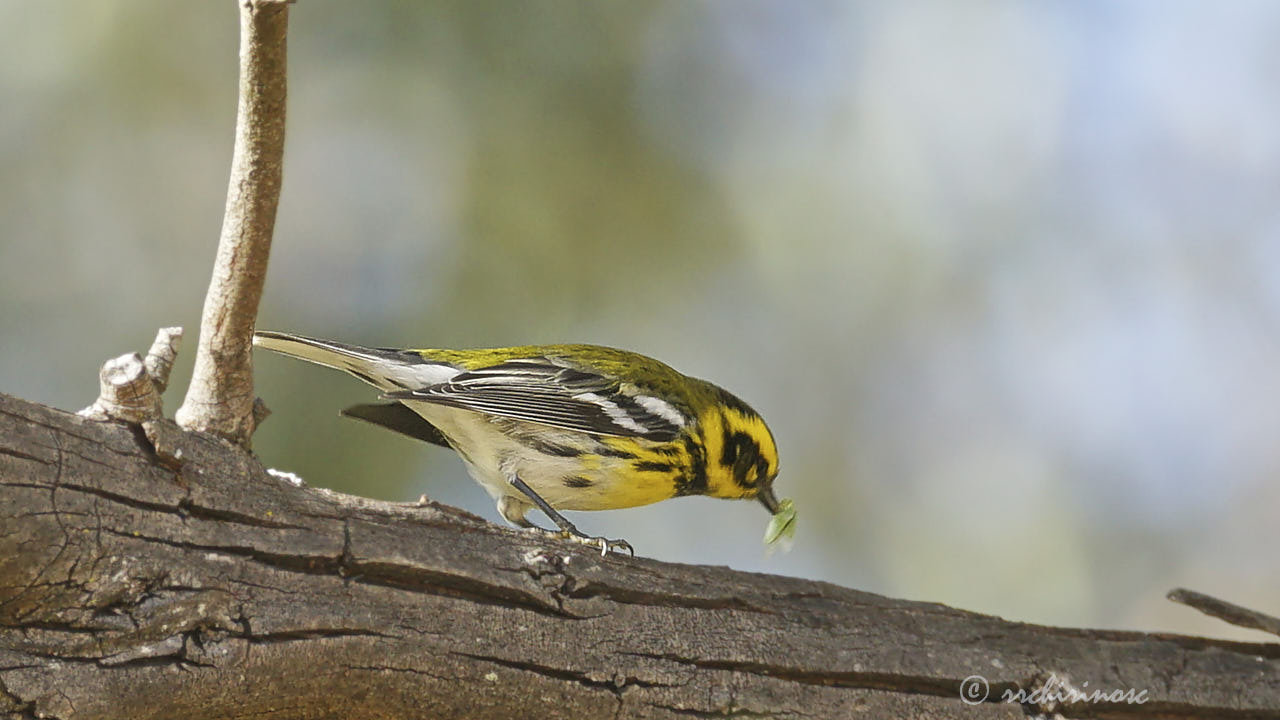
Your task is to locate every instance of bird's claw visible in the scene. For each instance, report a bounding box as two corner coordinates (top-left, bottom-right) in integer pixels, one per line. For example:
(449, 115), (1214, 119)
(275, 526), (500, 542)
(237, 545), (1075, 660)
(569, 533), (634, 558)
(523, 526), (634, 557)
(550, 529), (634, 557)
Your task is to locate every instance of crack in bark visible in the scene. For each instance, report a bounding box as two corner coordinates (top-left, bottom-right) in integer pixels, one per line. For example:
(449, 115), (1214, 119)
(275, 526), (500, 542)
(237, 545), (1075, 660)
(342, 558), (569, 619)
(6, 430), (78, 623)
(91, 523), (572, 623)
(342, 664), (454, 682)
(0, 446), (53, 465)
(623, 650), (968, 697)
(647, 704), (797, 719)
(563, 580), (780, 616)
(176, 498), (307, 531)
(49, 480), (181, 519)
(452, 650), (673, 698)
(627, 652), (1270, 720)
(246, 628), (396, 645)
(0, 675), (39, 720)
(100, 527), (340, 576)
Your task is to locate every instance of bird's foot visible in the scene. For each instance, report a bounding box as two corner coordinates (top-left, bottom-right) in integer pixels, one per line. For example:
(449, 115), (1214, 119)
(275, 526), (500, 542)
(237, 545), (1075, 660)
(526, 527), (634, 557)
(566, 532), (635, 558)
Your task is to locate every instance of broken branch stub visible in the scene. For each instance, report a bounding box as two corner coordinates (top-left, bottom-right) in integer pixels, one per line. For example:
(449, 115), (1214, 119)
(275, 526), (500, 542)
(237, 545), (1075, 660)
(80, 327), (183, 424)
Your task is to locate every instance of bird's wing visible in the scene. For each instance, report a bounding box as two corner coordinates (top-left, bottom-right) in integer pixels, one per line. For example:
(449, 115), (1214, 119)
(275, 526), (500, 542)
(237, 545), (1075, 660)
(341, 403), (452, 449)
(384, 358), (689, 441)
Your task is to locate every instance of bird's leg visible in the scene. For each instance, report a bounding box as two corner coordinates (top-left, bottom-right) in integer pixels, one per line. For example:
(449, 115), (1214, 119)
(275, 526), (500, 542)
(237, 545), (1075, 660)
(505, 473), (634, 557)
(497, 495), (536, 527)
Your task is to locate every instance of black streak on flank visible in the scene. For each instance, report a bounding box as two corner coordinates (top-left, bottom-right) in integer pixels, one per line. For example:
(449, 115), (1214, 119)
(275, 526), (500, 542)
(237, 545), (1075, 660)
(563, 476), (594, 488)
(634, 460), (675, 473)
(594, 444), (638, 460)
(675, 436), (708, 497)
(523, 436), (583, 458)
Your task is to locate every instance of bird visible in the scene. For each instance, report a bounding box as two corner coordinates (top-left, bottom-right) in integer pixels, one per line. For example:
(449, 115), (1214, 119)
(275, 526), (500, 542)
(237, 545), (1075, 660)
(252, 331), (784, 556)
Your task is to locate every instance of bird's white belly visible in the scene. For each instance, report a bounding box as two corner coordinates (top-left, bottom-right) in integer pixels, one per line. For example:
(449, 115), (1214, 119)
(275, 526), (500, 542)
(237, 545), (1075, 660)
(402, 400), (625, 510)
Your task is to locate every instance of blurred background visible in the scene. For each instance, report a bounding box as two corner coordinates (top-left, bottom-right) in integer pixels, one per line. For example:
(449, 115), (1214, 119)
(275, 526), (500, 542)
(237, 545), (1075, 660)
(2, 1), (1277, 641)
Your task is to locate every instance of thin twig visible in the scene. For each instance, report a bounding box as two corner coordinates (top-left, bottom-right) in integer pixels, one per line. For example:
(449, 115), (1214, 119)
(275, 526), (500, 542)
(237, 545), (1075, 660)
(175, 0), (291, 445)
(1168, 587), (1280, 639)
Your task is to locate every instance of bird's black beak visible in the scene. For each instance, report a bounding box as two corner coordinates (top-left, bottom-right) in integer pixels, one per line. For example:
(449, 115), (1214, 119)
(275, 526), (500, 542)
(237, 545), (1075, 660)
(758, 486), (781, 515)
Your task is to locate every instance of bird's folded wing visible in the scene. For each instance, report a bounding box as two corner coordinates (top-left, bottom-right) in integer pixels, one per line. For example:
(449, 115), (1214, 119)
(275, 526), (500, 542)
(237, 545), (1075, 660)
(383, 358), (688, 441)
(341, 402), (452, 448)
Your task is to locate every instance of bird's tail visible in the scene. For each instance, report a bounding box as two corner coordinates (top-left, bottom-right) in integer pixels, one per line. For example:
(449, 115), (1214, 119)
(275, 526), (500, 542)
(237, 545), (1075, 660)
(253, 331), (452, 391)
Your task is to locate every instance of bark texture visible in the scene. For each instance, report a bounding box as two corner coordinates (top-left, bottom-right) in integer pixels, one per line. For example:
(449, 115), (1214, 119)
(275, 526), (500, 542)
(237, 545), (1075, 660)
(1, 393), (1276, 719)
(175, 0), (289, 444)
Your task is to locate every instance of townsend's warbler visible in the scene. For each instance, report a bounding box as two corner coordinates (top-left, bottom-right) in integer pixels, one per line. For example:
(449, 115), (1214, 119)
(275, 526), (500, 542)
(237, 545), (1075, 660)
(253, 331), (788, 556)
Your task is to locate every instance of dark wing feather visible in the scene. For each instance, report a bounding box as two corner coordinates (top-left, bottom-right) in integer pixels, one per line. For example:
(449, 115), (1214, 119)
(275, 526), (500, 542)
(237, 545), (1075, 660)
(340, 403), (452, 448)
(383, 358), (687, 441)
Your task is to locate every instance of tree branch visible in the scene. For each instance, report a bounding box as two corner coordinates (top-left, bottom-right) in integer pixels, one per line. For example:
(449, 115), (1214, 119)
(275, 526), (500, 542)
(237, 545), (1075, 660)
(175, 0), (291, 445)
(1168, 588), (1280, 640)
(2, 393), (1276, 719)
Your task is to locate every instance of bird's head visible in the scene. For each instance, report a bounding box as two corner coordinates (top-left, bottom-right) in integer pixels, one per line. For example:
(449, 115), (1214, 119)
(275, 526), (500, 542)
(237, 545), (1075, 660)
(702, 387), (781, 515)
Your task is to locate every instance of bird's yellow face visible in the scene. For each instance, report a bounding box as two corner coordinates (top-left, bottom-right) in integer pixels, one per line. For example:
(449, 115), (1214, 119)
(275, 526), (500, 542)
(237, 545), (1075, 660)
(701, 399), (781, 510)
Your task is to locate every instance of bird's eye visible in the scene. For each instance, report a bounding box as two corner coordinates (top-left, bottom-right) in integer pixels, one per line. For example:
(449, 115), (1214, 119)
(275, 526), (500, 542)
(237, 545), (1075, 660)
(733, 446), (756, 482)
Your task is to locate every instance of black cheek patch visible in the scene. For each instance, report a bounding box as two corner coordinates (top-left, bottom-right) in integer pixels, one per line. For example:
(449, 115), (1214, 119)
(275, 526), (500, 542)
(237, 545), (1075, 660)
(721, 430), (761, 488)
